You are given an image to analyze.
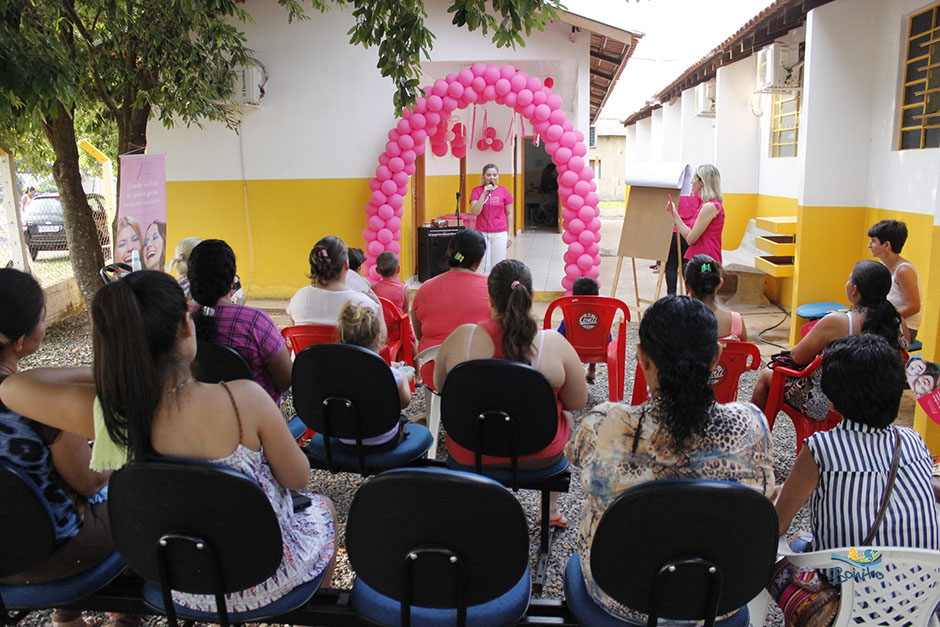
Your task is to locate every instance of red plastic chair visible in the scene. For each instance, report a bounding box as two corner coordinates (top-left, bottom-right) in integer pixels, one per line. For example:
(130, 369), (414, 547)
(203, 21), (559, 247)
(281, 324), (338, 356)
(763, 354), (842, 454)
(543, 296), (631, 402)
(378, 297), (415, 368)
(630, 340), (762, 405)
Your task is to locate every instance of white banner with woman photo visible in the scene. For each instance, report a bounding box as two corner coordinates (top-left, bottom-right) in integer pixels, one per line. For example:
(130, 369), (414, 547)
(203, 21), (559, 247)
(116, 154), (167, 271)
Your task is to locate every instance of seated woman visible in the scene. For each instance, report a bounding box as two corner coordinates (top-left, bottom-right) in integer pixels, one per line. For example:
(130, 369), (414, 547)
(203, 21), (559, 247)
(750, 259), (908, 420)
(567, 295), (774, 624)
(336, 301), (414, 450)
(684, 254), (747, 341)
(0, 269), (127, 627)
(0, 271), (336, 613)
(411, 228), (490, 382)
(287, 236), (383, 332)
(434, 259), (588, 527)
(188, 239), (292, 403)
(770, 334), (939, 621)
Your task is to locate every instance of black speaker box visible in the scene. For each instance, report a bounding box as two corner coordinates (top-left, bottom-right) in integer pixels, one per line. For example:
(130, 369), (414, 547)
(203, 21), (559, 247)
(417, 225), (465, 282)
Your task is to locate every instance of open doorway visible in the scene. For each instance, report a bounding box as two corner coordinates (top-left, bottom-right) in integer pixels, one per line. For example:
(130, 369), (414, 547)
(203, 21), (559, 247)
(521, 138), (559, 232)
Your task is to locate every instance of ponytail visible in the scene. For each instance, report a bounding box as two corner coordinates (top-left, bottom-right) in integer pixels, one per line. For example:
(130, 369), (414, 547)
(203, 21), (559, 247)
(684, 254), (723, 299)
(92, 271), (189, 461)
(861, 300), (904, 350)
(851, 260), (903, 350)
(189, 239), (237, 344)
(488, 260), (537, 364)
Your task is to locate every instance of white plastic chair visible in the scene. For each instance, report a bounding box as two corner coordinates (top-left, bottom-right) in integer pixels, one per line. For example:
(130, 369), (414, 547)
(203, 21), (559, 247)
(415, 345), (441, 460)
(749, 539), (940, 627)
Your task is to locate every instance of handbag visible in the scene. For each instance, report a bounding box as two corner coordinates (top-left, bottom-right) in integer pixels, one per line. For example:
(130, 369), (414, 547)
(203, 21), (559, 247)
(770, 350), (804, 371)
(768, 427), (902, 627)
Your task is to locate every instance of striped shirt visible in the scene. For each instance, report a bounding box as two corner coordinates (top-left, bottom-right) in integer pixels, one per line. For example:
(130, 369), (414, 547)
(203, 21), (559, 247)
(807, 421), (939, 551)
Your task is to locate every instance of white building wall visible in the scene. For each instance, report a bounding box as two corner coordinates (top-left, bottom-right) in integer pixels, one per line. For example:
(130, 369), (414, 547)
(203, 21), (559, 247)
(625, 125), (637, 162)
(147, 0), (592, 183)
(678, 87), (715, 168)
(661, 99), (682, 162)
(714, 56), (761, 195)
(635, 117), (653, 162)
(649, 108), (665, 162)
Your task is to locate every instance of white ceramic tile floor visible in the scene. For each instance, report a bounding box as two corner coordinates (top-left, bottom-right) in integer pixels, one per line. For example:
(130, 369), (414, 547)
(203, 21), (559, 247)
(508, 229), (566, 293)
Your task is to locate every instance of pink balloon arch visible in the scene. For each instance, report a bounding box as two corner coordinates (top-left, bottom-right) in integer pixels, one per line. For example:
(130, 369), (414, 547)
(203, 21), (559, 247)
(362, 63), (601, 292)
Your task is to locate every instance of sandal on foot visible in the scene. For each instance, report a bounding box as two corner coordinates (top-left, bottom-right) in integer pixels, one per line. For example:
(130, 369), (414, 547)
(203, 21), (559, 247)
(535, 513), (569, 529)
(585, 374), (595, 384)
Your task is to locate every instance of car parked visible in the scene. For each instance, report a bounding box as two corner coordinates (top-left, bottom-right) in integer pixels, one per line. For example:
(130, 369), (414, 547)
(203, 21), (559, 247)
(21, 193), (111, 260)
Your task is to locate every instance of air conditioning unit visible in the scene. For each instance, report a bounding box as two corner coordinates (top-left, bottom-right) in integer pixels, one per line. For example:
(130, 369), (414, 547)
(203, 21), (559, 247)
(232, 63), (265, 107)
(694, 81), (716, 117)
(755, 43), (800, 93)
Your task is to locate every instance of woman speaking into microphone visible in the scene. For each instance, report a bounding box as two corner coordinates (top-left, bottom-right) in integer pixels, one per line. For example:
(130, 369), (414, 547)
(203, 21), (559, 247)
(470, 163), (514, 274)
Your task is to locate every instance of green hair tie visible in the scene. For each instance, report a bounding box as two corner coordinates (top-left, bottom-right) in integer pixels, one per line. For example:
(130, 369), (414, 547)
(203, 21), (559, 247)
(454, 252), (465, 262)
(701, 263), (712, 272)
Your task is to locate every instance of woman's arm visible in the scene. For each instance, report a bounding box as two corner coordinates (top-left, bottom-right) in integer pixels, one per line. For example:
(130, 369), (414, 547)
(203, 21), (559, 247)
(672, 201), (718, 246)
(790, 312), (846, 365)
(553, 333), (589, 411)
(469, 185), (494, 216)
(433, 324), (474, 392)
(505, 200), (514, 247)
(49, 432), (111, 497)
(774, 446), (820, 535)
(267, 346), (293, 394)
(397, 370), (413, 409)
(0, 368), (97, 439)
(894, 265), (921, 320)
(248, 383), (311, 490)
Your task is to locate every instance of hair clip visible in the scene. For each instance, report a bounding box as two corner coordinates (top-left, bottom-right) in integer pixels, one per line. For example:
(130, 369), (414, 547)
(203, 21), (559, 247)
(201, 306), (216, 318)
(510, 280), (521, 289)
(453, 252), (465, 262)
(317, 249), (329, 258)
(701, 263), (712, 272)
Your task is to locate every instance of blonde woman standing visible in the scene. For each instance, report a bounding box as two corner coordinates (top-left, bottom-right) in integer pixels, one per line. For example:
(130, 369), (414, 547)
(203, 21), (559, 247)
(669, 164), (725, 264)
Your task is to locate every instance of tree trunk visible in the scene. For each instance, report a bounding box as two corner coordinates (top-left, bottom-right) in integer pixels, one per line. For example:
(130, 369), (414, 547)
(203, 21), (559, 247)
(43, 102), (105, 312)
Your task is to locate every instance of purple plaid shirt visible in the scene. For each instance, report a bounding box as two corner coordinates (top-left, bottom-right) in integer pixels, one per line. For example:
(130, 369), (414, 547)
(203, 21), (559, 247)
(213, 305), (285, 401)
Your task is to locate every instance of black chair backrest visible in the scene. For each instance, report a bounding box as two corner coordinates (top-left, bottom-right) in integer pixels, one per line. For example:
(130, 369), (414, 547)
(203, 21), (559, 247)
(108, 458), (282, 594)
(292, 344), (401, 440)
(0, 463), (56, 579)
(346, 468), (529, 608)
(192, 341), (252, 384)
(590, 479), (778, 622)
(440, 359), (559, 458)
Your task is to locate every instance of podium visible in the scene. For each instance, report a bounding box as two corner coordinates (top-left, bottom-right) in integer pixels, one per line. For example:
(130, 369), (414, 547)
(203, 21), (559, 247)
(417, 225), (465, 282)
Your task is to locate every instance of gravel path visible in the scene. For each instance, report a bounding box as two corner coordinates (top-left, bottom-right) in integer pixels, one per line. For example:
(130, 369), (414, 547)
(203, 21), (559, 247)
(18, 313), (805, 626)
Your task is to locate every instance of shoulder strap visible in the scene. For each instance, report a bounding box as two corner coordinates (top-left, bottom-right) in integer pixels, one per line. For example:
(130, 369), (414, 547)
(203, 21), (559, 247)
(532, 330), (547, 369)
(863, 426), (902, 545)
(219, 381), (244, 444)
(464, 325), (477, 361)
(845, 311), (855, 335)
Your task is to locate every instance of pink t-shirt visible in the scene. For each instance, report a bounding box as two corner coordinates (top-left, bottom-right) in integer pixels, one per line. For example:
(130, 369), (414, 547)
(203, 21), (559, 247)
(371, 278), (406, 313)
(470, 185), (513, 232)
(684, 199), (725, 264)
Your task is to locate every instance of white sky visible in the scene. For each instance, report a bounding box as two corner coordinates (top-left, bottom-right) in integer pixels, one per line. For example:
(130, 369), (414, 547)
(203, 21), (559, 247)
(562, 0), (776, 120)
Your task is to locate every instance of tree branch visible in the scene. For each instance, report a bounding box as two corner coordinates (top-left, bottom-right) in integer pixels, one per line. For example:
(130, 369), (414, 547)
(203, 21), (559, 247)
(56, 0), (121, 118)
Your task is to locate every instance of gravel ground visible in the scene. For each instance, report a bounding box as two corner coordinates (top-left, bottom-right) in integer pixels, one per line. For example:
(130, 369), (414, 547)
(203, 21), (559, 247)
(17, 313), (807, 626)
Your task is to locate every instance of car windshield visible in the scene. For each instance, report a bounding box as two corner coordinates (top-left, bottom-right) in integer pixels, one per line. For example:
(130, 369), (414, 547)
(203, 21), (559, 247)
(24, 197), (63, 221)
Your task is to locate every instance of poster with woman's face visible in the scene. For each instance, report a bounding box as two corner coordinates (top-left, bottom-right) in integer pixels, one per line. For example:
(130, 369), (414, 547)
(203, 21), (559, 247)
(906, 356), (940, 425)
(117, 154), (167, 270)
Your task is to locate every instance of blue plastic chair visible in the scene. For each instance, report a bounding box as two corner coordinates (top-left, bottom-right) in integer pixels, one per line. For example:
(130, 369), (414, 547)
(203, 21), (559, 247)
(564, 479), (777, 627)
(0, 463), (127, 622)
(346, 467), (531, 626)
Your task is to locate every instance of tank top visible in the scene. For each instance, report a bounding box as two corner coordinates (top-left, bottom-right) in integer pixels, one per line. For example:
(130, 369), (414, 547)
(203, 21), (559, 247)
(684, 198), (725, 263)
(887, 262), (922, 330)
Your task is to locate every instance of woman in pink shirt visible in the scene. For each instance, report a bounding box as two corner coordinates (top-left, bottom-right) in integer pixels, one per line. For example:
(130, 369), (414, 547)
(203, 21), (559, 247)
(669, 164), (725, 264)
(411, 229), (491, 384)
(469, 163), (514, 274)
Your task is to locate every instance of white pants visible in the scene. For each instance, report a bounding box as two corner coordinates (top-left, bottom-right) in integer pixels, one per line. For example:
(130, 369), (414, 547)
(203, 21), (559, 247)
(481, 230), (508, 274)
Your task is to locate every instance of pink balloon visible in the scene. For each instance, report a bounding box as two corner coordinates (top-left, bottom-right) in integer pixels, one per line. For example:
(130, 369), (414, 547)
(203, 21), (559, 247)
(413, 97), (427, 114)
(526, 76), (543, 91)
(402, 108), (412, 120)
(397, 185), (408, 197)
(572, 143), (587, 157)
(549, 109), (566, 126)
(432, 143), (448, 157)
(547, 93), (563, 110)
(376, 165), (392, 180)
(404, 163), (416, 175)
(427, 95), (443, 112)
(463, 87), (479, 103)
(378, 153), (389, 165)
(482, 85), (497, 102)
(388, 157), (405, 172)
(561, 209), (576, 222)
(565, 263), (580, 277)
(574, 130), (585, 143)
(442, 96), (458, 111)
(500, 64), (516, 79)
(558, 185), (573, 199)
(386, 216), (402, 231)
(561, 275), (574, 291)
(386, 141), (401, 157)
(503, 92), (517, 107)
(388, 241), (402, 254)
(593, 253), (602, 266)
(447, 81), (464, 99)
(432, 79), (448, 97)
(381, 179), (397, 195)
(377, 228), (393, 244)
(577, 254), (593, 270)
(568, 218), (585, 235)
(586, 243), (600, 256)
(560, 131), (577, 148)
(562, 230), (576, 245)
(585, 192), (600, 206)
(388, 129), (400, 141)
(452, 145), (467, 158)
(533, 90), (547, 106)
(491, 139), (503, 151)
(554, 147), (572, 165)
(410, 112), (427, 130)
(388, 194), (404, 209)
(578, 230), (596, 246)
(590, 180), (597, 191)
(568, 241), (585, 257)
(573, 180), (591, 196)
(588, 217), (602, 232)
(476, 139), (487, 151)
(577, 205), (594, 222)
(568, 156), (585, 172)
(483, 65), (500, 84)
(425, 112), (441, 128)
(543, 140), (559, 154)
(521, 103), (536, 118)
(368, 179), (381, 192)
(472, 76), (486, 93)
(510, 73), (527, 92)
(458, 68), (474, 86)
(365, 203), (379, 216)
(579, 167), (594, 181)
(562, 119), (574, 132)
(564, 250), (578, 264)
(367, 266), (381, 282)
(516, 89), (533, 107)
(378, 204), (394, 219)
(368, 215), (385, 231)
(560, 170), (578, 187)
(495, 78), (511, 96)
(546, 125), (564, 141)
(586, 266), (600, 279)
(394, 206), (405, 217)
(401, 149), (416, 163)
(370, 190), (387, 205)
(393, 171), (410, 187)
(365, 234), (380, 248)
(471, 62), (486, 76)
(396, 119), (411, 135)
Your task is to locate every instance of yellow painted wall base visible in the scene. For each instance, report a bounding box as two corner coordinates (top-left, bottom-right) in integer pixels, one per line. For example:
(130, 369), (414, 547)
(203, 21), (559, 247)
(913, 223), (940, 454)
(722, 192), (757, 250)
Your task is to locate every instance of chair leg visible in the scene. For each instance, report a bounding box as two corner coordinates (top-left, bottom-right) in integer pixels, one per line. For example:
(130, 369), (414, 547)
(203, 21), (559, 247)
(533, 489), (555, 597)
(425, 387), (441, 460)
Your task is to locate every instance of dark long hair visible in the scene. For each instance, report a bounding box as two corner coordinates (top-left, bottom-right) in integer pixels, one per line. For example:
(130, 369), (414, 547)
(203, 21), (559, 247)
(308, 236), (347, 286)
(488, 260), (536, 364)
(639, 296), (718, 449)
(0, 268), (45, 349)
(684, 254), (723, 298)
(851, 260), (903, 350)
(188, 239), (237, 343)
(92, 271), (189, 461)
(447, 228), (486, 269)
